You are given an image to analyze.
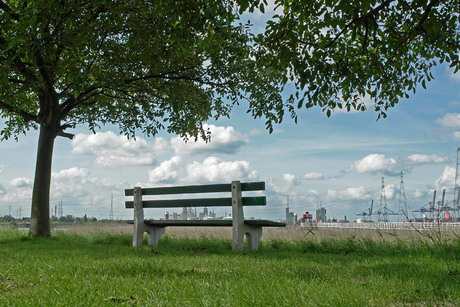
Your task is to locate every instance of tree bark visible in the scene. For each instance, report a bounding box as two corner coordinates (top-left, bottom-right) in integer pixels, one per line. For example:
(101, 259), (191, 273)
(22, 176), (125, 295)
(29, 124), (57, 237)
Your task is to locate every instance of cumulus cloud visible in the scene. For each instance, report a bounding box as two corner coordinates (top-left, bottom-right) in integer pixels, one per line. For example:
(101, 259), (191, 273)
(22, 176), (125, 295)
(384, 184), (397, 200)
(436, 113), (460, 128)
(148, 156), (258, 185)
(52, 167), (88, 180)
(405, 154), (450, 165)
(327, 185), (371, 201)
(148, 156), (184, 184)
(435, 166), (456, 190)
(0, 184), (6, 195)
(71, 131), (165, 166)
(0, 164), (5, 173)
(186, 157), (259, 183)
(347, 154), (398, 175)
(9, 177), (33, 188)
(52, 182), (89, 199)
(83, 177), (118, 188)
(171, 124), (249, 156)
(414, 189), (429, 199)
(454, 131), (460, 139)
(303, 172), (324, 180)
(267, 173), (299, 195)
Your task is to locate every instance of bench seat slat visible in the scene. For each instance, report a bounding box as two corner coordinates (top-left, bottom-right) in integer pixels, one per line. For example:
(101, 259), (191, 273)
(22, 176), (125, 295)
(125, 196), (266, 208)
(124, 181), (265, 196)
(127, 219), (286, 227)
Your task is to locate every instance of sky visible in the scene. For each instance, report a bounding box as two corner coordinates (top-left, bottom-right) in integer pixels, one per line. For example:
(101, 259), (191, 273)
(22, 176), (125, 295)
(1, 8), (460, 222)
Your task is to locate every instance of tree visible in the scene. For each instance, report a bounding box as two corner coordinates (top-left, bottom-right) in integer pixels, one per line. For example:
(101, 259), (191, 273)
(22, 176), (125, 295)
(0, 0), (285, 237)
(251, 0), (460, 118)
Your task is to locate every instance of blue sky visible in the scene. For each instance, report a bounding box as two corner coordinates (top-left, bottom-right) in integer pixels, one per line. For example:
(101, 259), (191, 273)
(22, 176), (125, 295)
(0, 62), (459, 221)
(1, 5), (460, 221)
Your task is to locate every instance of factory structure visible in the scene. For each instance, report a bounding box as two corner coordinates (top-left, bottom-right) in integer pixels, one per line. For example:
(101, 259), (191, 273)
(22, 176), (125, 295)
(163, 207), (221, 221)
(284, 194), (328, 226)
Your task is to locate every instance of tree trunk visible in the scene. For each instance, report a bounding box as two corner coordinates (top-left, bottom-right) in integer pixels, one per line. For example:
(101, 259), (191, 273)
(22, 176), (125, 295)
(29, 124), (57, 237)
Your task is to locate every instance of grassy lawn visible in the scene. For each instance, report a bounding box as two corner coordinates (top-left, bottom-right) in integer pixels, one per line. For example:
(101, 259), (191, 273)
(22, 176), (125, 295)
(1, 229), (460, 306)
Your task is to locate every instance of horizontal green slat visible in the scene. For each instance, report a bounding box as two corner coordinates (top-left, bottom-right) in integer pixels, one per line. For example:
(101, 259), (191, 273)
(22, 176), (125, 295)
(124, 181), (265, 196)
(125, 196), (266, 208)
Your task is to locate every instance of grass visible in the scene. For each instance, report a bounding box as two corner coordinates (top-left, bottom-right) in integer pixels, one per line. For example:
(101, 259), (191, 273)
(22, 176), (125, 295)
(1, 228), (460, 306)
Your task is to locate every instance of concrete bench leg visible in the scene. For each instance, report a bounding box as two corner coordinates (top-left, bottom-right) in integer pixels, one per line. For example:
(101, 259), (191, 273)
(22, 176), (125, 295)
(233, 225), (263, 251)
(145, 225), (166, 246)
(245, 226), (263, 251)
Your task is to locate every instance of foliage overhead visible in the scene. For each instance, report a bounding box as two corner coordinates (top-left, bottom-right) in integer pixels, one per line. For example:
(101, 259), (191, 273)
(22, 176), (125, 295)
(0, 0), (286, 141)
(253, 0), (460, 119)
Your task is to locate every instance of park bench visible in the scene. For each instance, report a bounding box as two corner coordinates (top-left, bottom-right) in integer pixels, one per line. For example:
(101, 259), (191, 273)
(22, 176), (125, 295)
(125, 181), (285, 251)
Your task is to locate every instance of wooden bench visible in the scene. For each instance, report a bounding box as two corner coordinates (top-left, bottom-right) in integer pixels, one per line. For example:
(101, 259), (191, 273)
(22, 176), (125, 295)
(125, 181), (285, 251)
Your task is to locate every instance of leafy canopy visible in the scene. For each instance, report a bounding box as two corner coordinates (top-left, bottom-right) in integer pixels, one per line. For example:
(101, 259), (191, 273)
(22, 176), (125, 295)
(253, 0), (460, 119)
(1, 0), (459, 140)
(0, 0), (285, 140)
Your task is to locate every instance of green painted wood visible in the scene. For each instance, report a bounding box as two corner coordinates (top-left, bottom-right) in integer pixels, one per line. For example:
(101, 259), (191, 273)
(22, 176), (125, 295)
(244, 220), (286, 227)
(126, 219), (286, 227)
(124, 181), (265, 196)
(125, 196), (266, 208)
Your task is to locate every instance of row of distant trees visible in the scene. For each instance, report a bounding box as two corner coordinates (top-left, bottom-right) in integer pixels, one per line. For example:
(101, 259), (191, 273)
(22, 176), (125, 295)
(0, 215), (98, 223)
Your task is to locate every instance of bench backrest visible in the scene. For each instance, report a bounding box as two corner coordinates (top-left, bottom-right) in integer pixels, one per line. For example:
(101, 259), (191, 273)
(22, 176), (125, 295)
(125, 181), (266, 208)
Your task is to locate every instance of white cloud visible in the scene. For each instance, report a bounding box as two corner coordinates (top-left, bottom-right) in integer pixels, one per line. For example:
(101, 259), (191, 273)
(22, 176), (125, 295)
(52, 167), (88, 180)
(171, 124), (249, 156)
(9, 177), (32, 188)
(434, 166), (456, 190)
(406, 154), (450, 165)
(148, 156), (184, 184)
(303, 172), (324, 180)
(0, 164), (5, 173)
(453, 131), (460, 139)
(384, 184), (397, 200)
(327, 185), (371, 201)
(267, 173), (299, 195)
(52, 182), (88, 199)
(436, 113), (460, 128)
(148, 156), (258, 185)
(185, 157), (259, 183)
(84, 177), (118, 188)
(347, 154), (398, 175)
(0, 184), (6, 195)
(414, 189), (429, 199)
(71, 131), (164, 167)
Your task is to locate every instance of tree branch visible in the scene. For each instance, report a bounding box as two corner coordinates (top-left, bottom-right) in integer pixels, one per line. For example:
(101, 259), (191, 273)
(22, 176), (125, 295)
(7, 78), (26, 84)
(0, 36), (39, 83)
(325, 0), (395, 48)
(59, 86), (103, 118)
(414, 0), (441, 31)
(123, 67), (198, 84)
(124, 67), (232, 88)
(0, 100), (38, 123)
(0, 0), (20, 21)
(56, 131), (74, 139)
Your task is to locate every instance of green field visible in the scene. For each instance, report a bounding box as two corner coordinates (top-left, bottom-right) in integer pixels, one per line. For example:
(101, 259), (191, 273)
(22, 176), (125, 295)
(1, 228), (460, 306)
